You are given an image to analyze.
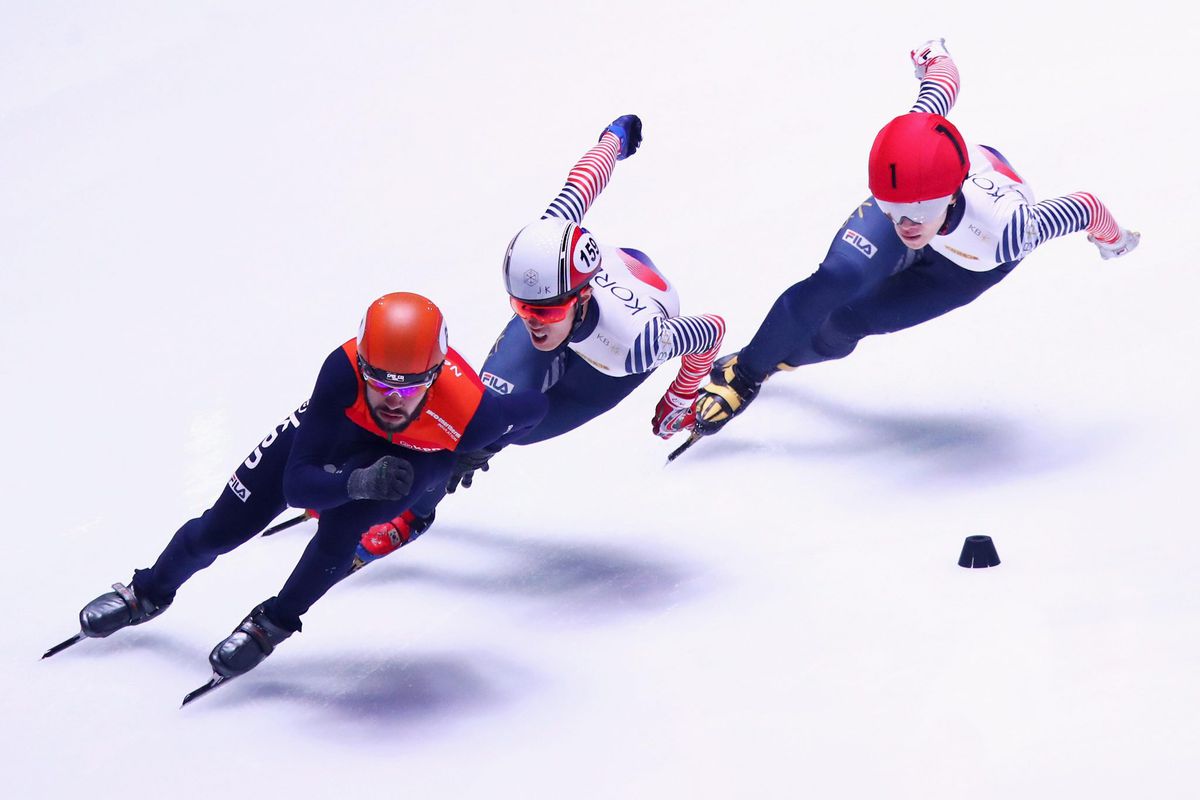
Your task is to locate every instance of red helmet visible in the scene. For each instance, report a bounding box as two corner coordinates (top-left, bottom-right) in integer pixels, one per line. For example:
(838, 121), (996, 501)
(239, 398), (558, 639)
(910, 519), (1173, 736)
(356, 292), (448, 385)
(868, 113), (969, 204)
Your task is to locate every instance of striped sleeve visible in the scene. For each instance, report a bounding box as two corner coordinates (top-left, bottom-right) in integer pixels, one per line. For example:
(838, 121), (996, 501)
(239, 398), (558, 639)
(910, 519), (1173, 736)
(541, 132), (622, 223)
(625, 314), (726, 394)
(908, 56), (960, 116)
(997, 192), (1123, 262)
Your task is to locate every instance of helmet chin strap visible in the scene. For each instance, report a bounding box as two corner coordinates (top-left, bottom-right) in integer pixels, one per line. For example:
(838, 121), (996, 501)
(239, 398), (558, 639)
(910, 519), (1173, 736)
(939, 188), (966, 235)
(569, 294), (591, 337)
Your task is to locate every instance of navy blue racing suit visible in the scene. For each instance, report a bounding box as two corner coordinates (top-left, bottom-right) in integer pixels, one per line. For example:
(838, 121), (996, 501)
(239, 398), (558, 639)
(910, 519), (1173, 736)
(131, 343), (546, 630)
(736, 199), (1015, 383)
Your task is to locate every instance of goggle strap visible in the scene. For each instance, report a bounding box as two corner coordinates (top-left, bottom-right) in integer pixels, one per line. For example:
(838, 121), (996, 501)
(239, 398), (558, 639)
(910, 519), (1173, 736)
(359, 356), (442, 387)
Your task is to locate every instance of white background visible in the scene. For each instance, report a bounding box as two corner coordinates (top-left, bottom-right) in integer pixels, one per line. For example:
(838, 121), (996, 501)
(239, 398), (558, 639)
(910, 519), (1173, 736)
(2, 2), (1195, 798)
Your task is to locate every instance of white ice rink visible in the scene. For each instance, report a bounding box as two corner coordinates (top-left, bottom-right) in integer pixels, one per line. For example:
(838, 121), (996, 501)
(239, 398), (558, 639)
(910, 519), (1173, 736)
(3, 2), (1196, 798)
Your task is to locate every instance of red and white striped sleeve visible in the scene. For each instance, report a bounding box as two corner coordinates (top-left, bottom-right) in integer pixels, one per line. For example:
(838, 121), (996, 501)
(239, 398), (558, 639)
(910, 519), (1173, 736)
(909, 55), (961, 117)
(1002, 191), (1128, 261)
(542, 132), (622, 224)
(664, 314), (726, 399)
(1065, 192), (1122, 243)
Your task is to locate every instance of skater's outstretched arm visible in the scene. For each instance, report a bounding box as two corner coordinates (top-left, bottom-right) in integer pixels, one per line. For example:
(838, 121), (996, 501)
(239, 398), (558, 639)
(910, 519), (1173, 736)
(541, 115), (642, 223)
(907, 38), (961, 116)
(1003, 191), (1139, 261)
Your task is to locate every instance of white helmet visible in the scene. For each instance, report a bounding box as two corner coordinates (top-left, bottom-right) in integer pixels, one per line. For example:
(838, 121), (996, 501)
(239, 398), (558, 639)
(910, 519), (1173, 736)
(502, 217), (602, 303)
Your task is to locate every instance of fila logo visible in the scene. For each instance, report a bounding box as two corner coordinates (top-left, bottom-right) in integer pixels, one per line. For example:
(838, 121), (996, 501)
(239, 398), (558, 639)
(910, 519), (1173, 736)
(843, 229), (877, 258)
(227, 474), (251, 503)
(481, 372), (513, 395)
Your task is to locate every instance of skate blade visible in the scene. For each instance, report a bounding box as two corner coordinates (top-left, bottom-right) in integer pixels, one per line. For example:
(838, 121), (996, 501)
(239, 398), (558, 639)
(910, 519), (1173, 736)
(42, 632), (86, 659)
(260, 511), (312, 537)
(181, 673), (232, 707)
(665, 432), (703, 464)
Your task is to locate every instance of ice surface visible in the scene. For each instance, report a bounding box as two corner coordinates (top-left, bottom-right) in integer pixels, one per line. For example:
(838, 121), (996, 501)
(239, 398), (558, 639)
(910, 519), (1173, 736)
(3, 3), (1195, 798)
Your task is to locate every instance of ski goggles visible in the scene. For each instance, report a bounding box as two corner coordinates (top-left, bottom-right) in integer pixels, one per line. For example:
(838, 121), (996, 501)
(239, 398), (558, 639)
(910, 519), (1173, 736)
(360, 359), (440, 398)
(510, 293), (580, 324)
(876, 194), (954, 225)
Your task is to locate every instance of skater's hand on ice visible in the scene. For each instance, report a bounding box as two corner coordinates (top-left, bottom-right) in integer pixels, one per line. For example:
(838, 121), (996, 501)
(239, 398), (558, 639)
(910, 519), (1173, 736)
(447, 450), (495, 493)
(652, 390), (697, 440)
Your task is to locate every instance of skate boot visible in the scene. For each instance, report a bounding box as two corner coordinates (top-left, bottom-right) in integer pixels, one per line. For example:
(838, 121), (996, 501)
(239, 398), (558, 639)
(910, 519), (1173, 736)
(693, 353), (764, 436)
(79, 572), (171, 639)
(349, 509), (436, 573)
(209, 602), (296, 679)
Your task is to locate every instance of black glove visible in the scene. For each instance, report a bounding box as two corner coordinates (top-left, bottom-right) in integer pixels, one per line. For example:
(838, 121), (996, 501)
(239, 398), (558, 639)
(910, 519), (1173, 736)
(601, 114), (642, 160)
(446, 450), (496, 493)
(347, 455), (414, 501)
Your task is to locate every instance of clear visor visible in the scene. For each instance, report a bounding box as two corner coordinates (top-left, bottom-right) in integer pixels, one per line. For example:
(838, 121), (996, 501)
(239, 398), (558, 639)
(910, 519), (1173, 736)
(876, 194), (954, 225)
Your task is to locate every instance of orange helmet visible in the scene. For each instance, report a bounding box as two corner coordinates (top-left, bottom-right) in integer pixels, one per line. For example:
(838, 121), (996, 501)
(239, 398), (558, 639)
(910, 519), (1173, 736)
(356, 292), (448, 386)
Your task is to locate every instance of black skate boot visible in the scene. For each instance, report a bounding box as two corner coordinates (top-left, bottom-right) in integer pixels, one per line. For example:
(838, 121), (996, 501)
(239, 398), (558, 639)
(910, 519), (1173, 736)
(79, 573), (172, 639)
(181, 601), (299, 705)
(43, 571), (171, 658)
(693, 353), (764, 436)
(209, 602), (296, 679)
